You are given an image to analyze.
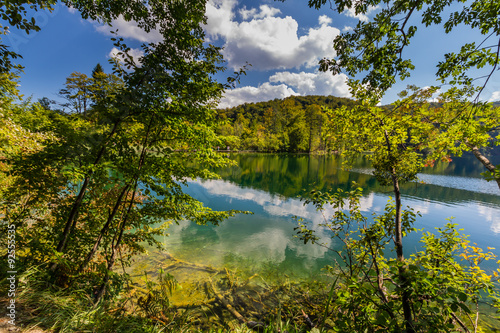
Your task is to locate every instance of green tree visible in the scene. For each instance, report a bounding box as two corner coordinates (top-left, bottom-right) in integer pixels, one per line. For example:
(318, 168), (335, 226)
(305, 104), (322, 152)
(1, 0), (244, 304)
(295, 0), (500, 95)
(271, 3), (500, 327)
(58, 65), (123, 117)
(0, 74), (58, 197)
(296, 186), (500, 332)
(318, 84), (500, 332)
(284, 0), (500, 184)
(37, 97), (54, 110)
(58, 72), (92, 115)
(91, 63), (104, 78)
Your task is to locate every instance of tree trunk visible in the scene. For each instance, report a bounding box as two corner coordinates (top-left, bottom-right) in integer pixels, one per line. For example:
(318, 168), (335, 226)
(391, 169), (415, 333)
(392, 171), (404, 262)
(465, 142), (500, 190)
(55, 176), (90, 254)
(55, 120), (121, 255)
(319, 117), (324, 151)
(94, 184), (137, 303)
(78, 184), (130, 272)
(308, 121), (313, 153)
(94, 116), (153, 302)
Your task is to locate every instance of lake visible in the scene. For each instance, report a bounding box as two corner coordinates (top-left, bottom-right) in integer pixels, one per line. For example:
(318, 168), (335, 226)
(140, 153), (500, 280)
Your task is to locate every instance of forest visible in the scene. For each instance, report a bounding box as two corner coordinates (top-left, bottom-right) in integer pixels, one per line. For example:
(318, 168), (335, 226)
(217, 96), (500, 155)
(216, 95), (357, 153)
(1, 0), (500, 332)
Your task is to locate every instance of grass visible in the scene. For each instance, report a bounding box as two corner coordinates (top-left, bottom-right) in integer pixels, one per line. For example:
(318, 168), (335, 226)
(3, 264), (499, 333)
(1, 265), (322, 333)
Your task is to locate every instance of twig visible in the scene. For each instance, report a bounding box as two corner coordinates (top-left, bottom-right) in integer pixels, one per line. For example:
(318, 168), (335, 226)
(451, 311), (471, 333)
(301, 309), (315, 328)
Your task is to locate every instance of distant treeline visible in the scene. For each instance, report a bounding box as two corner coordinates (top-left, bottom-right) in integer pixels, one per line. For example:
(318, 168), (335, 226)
(216, 95), (357, 153)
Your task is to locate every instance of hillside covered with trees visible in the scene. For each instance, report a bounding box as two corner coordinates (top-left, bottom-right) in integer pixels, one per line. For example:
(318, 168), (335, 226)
(216, 95), (500, 156)
(216, 95), (356, 153)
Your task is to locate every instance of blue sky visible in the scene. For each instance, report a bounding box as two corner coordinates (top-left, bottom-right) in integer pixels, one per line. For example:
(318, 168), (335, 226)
(5, 0), (500, 108)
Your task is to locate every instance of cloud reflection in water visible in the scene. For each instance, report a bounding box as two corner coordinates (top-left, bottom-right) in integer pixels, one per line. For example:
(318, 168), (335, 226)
(162, 177), (500, 275)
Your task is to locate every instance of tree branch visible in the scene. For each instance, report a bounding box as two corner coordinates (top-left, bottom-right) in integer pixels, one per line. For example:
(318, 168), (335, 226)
(474, 36), (500, 104)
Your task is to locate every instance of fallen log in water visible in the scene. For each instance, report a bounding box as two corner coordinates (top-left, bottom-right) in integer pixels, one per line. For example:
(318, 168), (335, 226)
(206, 277), (270, 331)
(132, 255), (325, 331)
(161, 257), (221, 274)
(207, 277), (246, 324)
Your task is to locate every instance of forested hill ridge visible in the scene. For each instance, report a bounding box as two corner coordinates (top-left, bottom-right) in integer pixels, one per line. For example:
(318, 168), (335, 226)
(216, 95), (357, 153)
(216, 95), (500, 154)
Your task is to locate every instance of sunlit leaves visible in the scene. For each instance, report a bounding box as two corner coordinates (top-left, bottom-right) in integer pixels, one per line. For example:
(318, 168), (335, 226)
(304, 0), (500, 98)
(0, 1), (244, 298)
(296, 186), (500, 331)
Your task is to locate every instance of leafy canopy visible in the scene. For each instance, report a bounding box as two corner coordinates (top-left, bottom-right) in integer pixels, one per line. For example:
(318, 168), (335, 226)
(284, 0), (500, 99)
(0, 0), (246, 303)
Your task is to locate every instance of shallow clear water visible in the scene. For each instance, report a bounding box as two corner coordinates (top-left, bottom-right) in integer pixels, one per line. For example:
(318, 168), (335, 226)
(153, 153), (500, 276)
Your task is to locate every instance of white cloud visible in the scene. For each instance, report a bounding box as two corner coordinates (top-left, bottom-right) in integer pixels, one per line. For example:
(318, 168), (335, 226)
(318, 15), (332, 25)
(342, 26), (353, 32)
(240, 5), (281, 20)
(220, 82), (297, 108)
(343, 5), (379, 22)
(109, 47), (144, 67)
(95, 16), (162, 43)
(488, 90), (500, 102)
(205, 1), (341, 70)
(239, 7), (257, 20)
(204, 0), (237, 40)
(270, 71), (350, 96)
(219, 71), (350, 108)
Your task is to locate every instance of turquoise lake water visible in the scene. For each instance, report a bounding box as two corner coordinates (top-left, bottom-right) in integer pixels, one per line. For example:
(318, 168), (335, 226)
(152, 153), (500, 278)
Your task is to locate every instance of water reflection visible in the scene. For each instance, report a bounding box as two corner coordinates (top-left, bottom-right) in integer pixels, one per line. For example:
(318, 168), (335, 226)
(214, 153), (500, 207)
(173, 180), (335, 271)
(351, 168), (500, 196)
(161, 153), (500, 276)
(477, 205), (500, 234)
(416, 174), (499, 195)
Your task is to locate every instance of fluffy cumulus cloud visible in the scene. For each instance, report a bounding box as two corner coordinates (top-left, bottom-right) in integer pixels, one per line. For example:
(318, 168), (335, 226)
(109, 47), (144, 67)
(219, 82), (297, 108)
(343, 5), (379, 22)
(240, 5), (281, 20)
(219, 70), (350, 108)
(93, 1), (352, 108)
(94, 16), (162, 43)
(488, 90), (500, 102)
(318, 15), (332, 25)
(205, 0), (237, 38)
(205, 0), (340, 70)
(270, 71), (350, 96)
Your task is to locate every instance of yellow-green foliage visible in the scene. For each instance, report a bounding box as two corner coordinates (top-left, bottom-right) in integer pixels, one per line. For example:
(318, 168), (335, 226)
(295, 185), (500, 332)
